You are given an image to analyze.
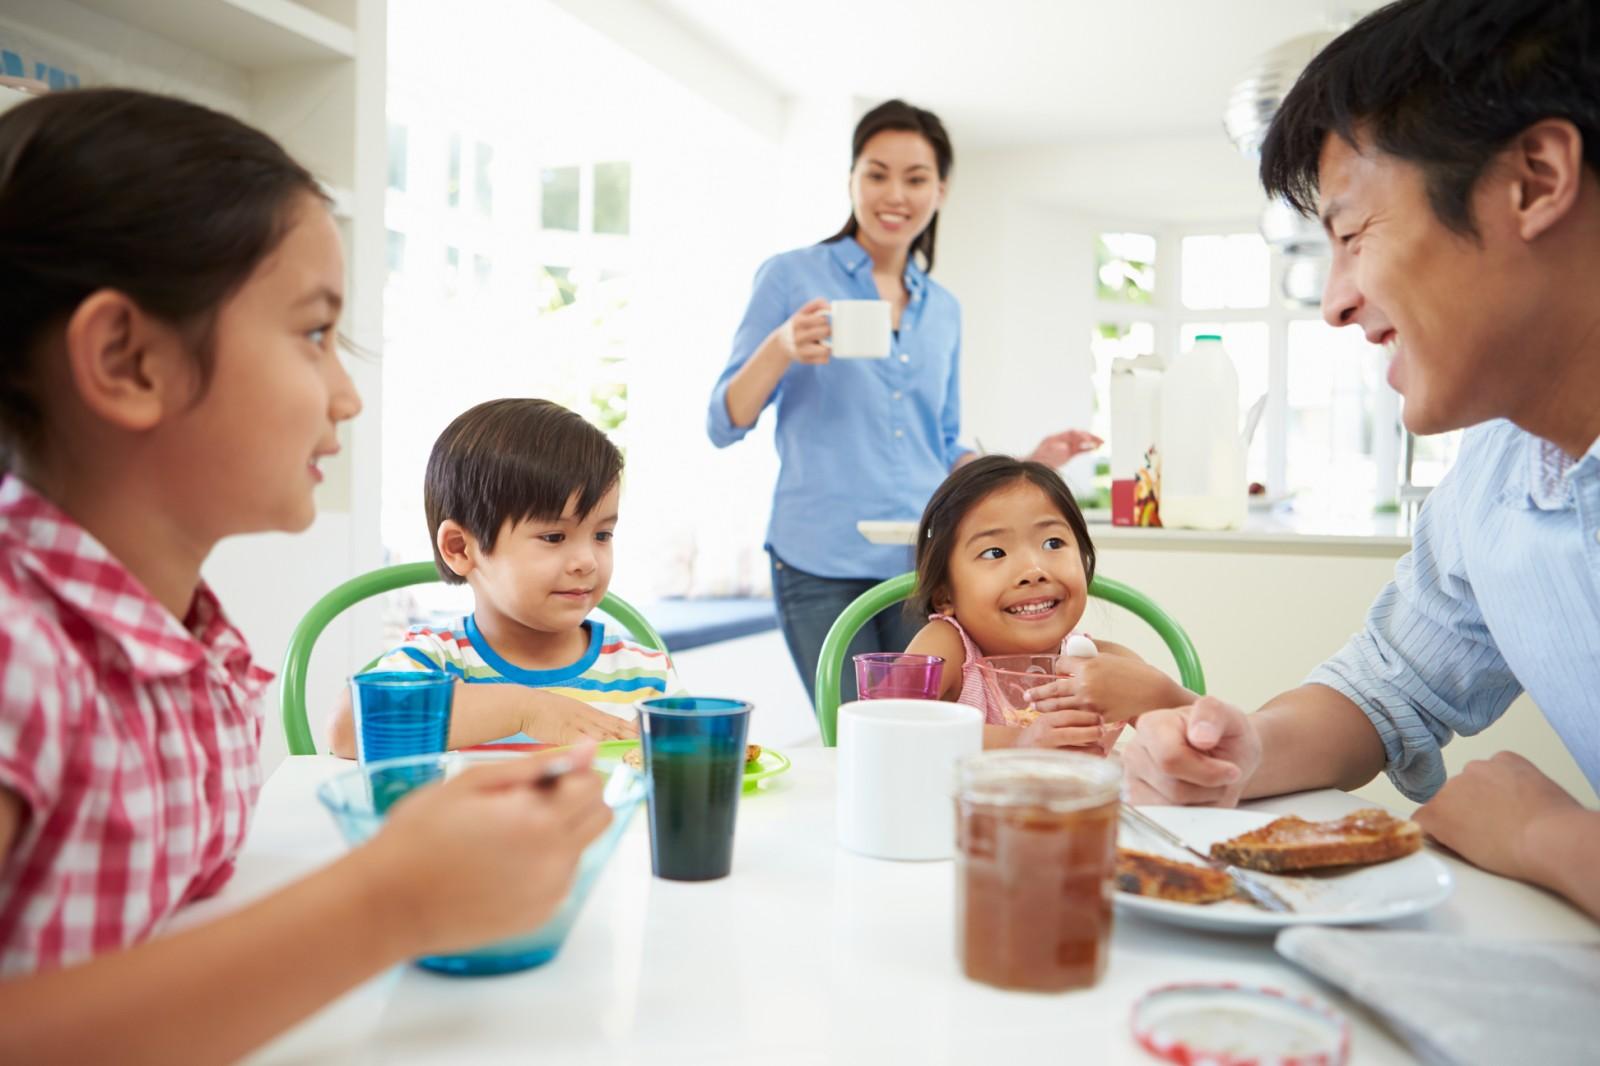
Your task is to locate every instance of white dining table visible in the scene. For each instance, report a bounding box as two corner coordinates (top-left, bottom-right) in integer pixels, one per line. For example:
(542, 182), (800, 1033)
(201, 750), (1597, 1065)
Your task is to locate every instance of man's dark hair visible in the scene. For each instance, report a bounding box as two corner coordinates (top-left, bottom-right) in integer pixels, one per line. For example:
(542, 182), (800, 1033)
(911, 455), (1096, 619)
(424, 399), (622, 584)
(1260, 0), (1600, 235)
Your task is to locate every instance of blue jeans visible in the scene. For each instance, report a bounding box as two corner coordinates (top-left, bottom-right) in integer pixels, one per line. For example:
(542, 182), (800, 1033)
(769, 551), (924, 710)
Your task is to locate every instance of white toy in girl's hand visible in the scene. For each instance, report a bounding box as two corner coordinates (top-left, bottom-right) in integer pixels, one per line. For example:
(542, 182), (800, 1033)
(1064, 634), (1098, 659)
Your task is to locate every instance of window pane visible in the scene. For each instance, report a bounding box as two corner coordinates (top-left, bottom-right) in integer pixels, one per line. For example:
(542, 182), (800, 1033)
(1181, 234), (1268, 310)
(541, 166), (580, 231)
(444, 246), (460, 298)
(447, 133), (461, 208)
(1089, 321), (1156, 444)
(593, 161), (631, 235)
(475, 143), (494, 215)
(474, 253), (493, 289)
(385, 229), (406, 279)
(387, 123), (407, 191)
(1179, 322), (1270, 483)
(1095, 232), (1156, 304)
(1286, 320), (1389, 507)
(538, 265), (577, 312)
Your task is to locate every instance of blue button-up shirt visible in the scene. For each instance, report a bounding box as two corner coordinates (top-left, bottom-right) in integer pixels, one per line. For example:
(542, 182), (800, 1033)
(707, 236), (968, 579)
(1308, 420), (1600, 801)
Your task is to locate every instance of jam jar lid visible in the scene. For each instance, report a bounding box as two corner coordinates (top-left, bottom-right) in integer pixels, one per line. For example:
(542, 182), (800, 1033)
(1131, 981), (1350, 1066)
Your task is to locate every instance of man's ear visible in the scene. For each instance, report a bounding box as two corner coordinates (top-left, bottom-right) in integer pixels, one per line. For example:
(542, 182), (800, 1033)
(1505, 118), (1585, 243)
(62, 290), (195, 432)
(435, 520), (478, 580)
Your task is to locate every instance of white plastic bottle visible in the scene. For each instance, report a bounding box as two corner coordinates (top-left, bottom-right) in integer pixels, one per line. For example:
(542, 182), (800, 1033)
(1159, 334), (1246, 530)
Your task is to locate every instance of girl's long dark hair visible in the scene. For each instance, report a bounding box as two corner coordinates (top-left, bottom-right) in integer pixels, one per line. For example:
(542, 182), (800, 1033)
(823, 99), (953, 273)
(0, 88), (325, 464)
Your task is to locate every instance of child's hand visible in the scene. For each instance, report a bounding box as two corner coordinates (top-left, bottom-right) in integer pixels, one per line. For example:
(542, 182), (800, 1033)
(1016, 708), (1109, 752)
(1028, 656), (1186, 723)
(525, 693), (639, 743)
(358, 746), (612, 959)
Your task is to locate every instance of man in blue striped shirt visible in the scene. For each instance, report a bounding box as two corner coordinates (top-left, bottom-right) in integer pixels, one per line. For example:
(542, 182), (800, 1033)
(1125, 0), (1600, 921)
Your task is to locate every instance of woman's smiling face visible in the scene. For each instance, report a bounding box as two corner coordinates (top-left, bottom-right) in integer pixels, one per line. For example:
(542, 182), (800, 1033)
(848, 129), (944, 256)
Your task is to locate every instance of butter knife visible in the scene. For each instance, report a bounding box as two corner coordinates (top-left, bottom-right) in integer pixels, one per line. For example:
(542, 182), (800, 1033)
(1119, 804), (1296, 914)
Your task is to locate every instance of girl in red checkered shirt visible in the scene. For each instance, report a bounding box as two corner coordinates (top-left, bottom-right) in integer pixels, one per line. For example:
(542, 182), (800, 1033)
(0, 89), (613, 1062)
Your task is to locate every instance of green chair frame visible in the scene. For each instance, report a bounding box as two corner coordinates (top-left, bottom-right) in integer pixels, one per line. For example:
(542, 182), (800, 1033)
(813, 572), (1206, 746)
(279, 560), (667, 755)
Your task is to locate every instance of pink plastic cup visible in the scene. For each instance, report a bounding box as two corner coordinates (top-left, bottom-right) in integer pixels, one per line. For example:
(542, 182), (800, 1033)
(853, 653), (944, 701)
(972, 654), (1122, 756)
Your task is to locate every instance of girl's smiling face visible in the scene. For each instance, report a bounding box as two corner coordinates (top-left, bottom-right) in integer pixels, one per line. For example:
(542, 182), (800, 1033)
(935, 480), (1089, 656)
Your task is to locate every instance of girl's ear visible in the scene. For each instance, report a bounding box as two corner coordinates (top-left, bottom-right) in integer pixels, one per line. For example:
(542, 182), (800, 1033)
(62, 290), (194, 433)
(932, 584), (953, 614)
(435, 520), (477, 580)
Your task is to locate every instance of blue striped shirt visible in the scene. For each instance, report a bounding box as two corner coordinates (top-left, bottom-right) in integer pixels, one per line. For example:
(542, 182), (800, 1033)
(706, 236), (968, 579)
(1308, 420), (1600, 801)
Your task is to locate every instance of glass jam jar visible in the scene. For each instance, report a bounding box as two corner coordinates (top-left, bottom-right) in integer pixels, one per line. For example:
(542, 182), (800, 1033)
(955, 750), (1122, 992)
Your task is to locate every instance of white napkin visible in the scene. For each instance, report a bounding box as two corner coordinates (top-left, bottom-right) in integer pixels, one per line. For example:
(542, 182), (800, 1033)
(1275, 927), (1600, 1066)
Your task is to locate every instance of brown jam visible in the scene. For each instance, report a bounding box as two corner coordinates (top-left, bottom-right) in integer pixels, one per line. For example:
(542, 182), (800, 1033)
(956, 796), (1119, 992)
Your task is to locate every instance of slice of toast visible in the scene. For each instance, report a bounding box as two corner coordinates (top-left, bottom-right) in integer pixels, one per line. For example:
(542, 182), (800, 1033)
(1116, 849), (1236, 903)
(1209, 808), (1422, 872)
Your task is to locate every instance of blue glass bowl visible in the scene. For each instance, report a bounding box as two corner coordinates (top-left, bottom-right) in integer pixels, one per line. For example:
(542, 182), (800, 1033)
(316, 751), (648, 976)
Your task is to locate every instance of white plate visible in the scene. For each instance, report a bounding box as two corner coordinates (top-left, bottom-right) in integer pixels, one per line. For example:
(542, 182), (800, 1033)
(856, 520), (919, 546)
(1115, 806), (1454, 932)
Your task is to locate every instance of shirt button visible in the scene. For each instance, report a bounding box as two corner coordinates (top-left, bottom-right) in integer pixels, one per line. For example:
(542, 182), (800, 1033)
(1594, 528), (1600, 546)
(892, 390), (903, 400)
(899, 354), (910, 364)
(894, 429), (905, 439)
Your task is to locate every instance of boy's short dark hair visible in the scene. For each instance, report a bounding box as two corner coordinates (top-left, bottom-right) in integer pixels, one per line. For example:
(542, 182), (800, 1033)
(424, 399), (622, 584)
(911, 455), (1096, 619)
(1260, 0), (1600, 235)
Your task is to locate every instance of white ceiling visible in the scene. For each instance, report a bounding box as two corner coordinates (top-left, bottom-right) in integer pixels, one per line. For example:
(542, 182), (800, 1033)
(656, 0), (1373, 150)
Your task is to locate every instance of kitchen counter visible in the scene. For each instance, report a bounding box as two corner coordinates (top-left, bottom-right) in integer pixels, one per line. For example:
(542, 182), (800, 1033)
(860, 509), (1414, 559)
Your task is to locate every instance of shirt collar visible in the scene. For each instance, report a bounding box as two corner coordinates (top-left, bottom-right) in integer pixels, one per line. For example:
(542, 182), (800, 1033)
(827, 234), (927, 297)
(0, 475), (271, 691)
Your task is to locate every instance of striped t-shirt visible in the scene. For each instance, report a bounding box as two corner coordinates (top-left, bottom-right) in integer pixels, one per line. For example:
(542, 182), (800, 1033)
(373, 615), (683, 744)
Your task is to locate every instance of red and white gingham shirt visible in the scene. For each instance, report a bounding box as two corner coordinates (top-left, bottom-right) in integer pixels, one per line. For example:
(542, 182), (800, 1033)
(0, 476), (271, 975)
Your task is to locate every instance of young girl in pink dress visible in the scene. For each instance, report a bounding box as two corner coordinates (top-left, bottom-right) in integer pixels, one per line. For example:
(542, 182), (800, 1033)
(904, 456), (1195, 750)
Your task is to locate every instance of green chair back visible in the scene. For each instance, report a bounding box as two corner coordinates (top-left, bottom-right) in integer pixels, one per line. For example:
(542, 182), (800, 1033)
(812, 572), (1206, 746)
(279, 561), (667, 755)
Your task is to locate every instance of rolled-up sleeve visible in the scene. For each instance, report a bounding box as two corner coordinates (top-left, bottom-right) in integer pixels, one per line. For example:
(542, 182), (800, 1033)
(1305, 469), (1522, 802)
(707, 255), (792, 448)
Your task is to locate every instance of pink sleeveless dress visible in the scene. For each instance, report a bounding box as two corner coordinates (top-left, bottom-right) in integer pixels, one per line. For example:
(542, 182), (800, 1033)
(929, 614), (1090, 726)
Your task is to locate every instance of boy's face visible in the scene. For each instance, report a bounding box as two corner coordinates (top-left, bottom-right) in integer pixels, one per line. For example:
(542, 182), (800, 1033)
(466, 483), (620, 636)
(936, 480), (1088, 657)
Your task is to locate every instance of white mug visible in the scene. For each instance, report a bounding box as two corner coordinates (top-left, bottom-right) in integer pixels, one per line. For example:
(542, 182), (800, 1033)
(828, 299), (892, 359)
(836, 699), (983, 860)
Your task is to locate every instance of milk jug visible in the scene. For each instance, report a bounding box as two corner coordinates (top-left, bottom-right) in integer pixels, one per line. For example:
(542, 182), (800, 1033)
(1159, 334), (1246, 530)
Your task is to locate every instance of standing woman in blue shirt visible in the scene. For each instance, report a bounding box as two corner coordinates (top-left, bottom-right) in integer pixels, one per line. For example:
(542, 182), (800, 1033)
(707, 99), (1098, 706)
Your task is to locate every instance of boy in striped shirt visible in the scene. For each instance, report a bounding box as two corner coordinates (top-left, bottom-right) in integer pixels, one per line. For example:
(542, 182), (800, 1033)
(330, 399), (682, 753)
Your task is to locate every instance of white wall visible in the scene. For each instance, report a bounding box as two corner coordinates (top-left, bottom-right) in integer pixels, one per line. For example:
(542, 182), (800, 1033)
(937, 132), (1268, 462)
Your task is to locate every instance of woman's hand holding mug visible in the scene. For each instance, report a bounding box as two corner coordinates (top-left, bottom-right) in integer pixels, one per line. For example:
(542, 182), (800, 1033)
(775, 297), (832, 365)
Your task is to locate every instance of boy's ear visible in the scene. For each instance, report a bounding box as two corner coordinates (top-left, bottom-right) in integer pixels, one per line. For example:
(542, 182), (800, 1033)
(63, 290), (196, 432)
(435, 520), (477, 580)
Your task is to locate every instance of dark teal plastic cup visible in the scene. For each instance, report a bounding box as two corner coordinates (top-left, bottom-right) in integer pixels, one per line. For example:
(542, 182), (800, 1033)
(638, 697), (752, 881)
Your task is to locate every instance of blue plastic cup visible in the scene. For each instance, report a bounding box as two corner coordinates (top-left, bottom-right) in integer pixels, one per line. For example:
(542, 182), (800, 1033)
(350, 671), (454, 811)
(638, 697), (752, 881)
